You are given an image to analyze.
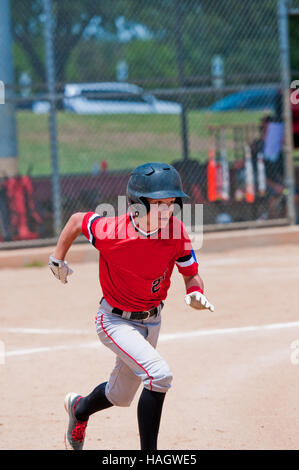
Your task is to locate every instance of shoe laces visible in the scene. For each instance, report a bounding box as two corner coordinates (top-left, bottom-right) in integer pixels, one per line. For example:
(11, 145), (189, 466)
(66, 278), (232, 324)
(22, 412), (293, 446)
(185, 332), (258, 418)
(71, 420), (88, 442)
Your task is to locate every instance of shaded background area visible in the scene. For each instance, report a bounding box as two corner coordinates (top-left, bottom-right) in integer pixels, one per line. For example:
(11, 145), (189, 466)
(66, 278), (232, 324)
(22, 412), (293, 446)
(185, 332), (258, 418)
(1, 0), (299, 243)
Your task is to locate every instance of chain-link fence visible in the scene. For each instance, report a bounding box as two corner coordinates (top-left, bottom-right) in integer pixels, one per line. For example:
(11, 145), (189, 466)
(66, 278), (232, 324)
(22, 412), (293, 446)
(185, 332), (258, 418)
(0, 0), (298, 246)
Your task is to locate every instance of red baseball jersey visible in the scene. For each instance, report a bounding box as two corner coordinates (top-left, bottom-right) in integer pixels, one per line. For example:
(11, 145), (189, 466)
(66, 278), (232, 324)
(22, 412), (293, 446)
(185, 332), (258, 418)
(82, 211), (198, 311)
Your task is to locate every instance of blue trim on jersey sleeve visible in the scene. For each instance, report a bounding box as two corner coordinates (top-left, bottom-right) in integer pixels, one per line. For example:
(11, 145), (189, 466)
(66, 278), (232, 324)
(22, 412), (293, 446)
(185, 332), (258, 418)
(191, 248), (197, 262)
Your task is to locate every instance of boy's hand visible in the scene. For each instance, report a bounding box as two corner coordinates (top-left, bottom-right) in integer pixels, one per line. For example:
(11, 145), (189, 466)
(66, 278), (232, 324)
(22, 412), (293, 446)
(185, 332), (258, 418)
(48, 255), (74, 284)
(185, 291), (214, 312)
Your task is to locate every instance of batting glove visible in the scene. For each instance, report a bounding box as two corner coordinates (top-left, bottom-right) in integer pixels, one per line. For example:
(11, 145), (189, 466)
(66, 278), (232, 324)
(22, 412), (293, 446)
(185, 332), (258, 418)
(185, 289), (214, 312)
(48, 255), (73, 284)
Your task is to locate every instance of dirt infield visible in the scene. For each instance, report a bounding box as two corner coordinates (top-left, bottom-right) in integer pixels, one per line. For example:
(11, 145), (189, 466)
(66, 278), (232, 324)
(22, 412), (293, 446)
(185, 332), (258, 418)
(1, 236), (299, 450)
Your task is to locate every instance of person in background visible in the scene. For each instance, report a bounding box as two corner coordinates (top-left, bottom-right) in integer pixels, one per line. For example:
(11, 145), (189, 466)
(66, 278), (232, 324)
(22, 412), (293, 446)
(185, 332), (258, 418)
(250, 112), (286, 219)
(262, 115), (286, 219)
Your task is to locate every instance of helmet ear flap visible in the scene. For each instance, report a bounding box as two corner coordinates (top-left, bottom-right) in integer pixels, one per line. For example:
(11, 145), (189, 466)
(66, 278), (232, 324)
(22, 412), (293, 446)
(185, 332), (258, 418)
(139, 197), (150, 214)
(172, 197), (182, 216)
(175, 197), (182, 209)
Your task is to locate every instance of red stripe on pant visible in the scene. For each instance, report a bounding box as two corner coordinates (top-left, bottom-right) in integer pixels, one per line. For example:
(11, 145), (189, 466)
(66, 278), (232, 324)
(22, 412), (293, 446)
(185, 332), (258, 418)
(100, 313), (153, 391)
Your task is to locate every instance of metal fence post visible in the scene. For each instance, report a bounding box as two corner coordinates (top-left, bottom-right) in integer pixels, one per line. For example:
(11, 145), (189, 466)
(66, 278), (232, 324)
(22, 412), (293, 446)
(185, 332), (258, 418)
(43, 0), (62, 236)
(174, 0), (189, 161)
(0, 0), (18, 177)
(278, 0), (296, 225)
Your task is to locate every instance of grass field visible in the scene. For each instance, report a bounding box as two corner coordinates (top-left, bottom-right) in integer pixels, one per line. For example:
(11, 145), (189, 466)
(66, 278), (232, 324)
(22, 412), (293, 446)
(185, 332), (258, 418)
(17, 110), (271, 176)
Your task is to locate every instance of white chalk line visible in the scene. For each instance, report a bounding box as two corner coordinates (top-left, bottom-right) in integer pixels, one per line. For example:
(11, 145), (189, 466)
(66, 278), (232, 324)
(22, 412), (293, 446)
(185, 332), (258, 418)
(159, 321), (299, 341)
(2, 320), (299, 337)
(0, 327), (91, 335)
(2, 320), (299, 359)
(5, 341), (100, 358)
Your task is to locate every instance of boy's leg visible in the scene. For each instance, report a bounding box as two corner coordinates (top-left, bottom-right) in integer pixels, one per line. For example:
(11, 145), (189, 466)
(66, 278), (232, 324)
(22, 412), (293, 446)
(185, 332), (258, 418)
(96, 309), (172, 450)
(74, 365), (166, 450)
(74, 355), (142, 420)
(64, 364), (136, 450)
(97, 311), (172, 396)
(74, 382), (113, 422)
(137, 388), (166, 450)
(104, 355), (142, 407)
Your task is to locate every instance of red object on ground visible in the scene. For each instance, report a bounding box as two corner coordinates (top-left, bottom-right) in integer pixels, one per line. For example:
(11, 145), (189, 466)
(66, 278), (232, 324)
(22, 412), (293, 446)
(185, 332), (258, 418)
(5, 175), (41, 240)
(207, 148), (217, 202)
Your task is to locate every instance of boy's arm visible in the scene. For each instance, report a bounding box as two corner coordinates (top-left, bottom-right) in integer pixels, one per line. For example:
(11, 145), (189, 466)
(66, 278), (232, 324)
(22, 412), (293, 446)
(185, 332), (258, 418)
(183, 273), (214, 312)
(49, 212), (86, 284)
(52, 212), (85, 260)
(183, 273), (204, 293)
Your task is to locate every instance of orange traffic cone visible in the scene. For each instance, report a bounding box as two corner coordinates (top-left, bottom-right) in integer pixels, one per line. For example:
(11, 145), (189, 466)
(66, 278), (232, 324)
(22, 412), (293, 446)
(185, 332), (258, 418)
(207, 148), (217, 202)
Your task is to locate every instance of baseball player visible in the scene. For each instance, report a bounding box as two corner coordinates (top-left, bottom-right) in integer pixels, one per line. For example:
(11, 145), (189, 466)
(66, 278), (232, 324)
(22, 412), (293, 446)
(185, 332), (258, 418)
(48, 162), (214, 450)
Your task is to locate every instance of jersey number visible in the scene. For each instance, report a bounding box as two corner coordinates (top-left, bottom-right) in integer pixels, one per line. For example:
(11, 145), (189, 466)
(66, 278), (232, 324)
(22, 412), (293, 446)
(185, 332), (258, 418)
(152, 272), (166, 294)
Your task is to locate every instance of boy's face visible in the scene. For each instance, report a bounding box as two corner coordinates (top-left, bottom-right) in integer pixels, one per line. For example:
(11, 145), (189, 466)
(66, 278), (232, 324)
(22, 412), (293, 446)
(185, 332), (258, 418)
(146, 197), (176, 230)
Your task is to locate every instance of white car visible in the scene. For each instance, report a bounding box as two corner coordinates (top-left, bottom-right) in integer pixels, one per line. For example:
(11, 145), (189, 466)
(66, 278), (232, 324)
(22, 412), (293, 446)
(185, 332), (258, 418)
(63, 82), (182, 115)
(32, 100), (51, 114)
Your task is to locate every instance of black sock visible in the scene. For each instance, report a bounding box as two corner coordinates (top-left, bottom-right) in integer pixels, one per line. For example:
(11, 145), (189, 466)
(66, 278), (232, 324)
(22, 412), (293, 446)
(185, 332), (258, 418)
(74, 382), (113, 421)
(137, 388), (166, 450)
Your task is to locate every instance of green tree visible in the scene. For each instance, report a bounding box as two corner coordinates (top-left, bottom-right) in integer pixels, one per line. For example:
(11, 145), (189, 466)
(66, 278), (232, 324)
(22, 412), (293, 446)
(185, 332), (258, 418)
(11, 0), (280, 88)
(11, 0), (121, 85)
(121, 0), (279, 84)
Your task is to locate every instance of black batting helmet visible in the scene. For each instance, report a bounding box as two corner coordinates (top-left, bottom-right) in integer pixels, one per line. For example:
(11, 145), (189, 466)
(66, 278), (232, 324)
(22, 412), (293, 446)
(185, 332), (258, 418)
(127, 162), (189, 212)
